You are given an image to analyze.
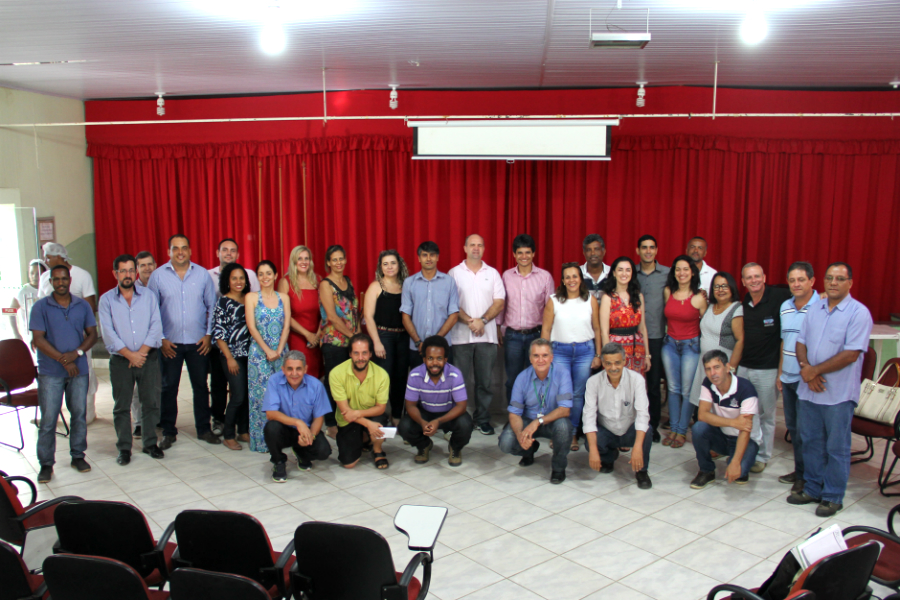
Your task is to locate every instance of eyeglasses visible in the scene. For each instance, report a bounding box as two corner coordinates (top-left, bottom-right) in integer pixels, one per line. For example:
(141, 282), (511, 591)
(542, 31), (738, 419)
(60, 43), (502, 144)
(824, 276), (850, 283)
(117, 269), (136, 275)
(713, 284), (730, 290)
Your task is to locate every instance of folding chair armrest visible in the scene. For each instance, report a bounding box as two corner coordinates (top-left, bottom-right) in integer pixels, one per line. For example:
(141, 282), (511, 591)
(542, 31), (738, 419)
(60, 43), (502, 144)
(274, 538), (296, 571)
(27, 581), (48, 600)
(400, 551), (432, 600)
(4, 475), (37, 506)
(843, 524), (900, 545)
(16, 495), (83, 522)
(0, 377), (11, 399)
(259, 540), (296, 600)
(707, 584), (765, 600)
(140, 521), (176, 583)
(155, 520), (176, 552)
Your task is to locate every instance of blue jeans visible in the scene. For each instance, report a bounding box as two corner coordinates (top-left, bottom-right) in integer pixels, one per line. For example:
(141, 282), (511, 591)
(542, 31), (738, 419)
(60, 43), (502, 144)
(498, 417), (572, 472)
(781, 380), (804, 479)
(37, 374), (89, 466)
(692, 421), (759, 477)
(552, 341), (595, 432)
(660, 335), (700, 435)
(800, 400), (854, 504)
(160, 343), (211, 437)
(504, 328), (541, 403)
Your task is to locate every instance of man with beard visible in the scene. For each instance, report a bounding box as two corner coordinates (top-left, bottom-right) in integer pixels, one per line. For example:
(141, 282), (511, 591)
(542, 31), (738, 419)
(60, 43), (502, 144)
(99, 254), (165, 465)
(330, 333), (391, 469)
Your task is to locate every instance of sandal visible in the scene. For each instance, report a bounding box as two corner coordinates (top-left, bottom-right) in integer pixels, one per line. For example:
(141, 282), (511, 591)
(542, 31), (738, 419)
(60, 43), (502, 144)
(374, 452), (389, 469)
(619, 447), (632, 453)
(223, 439), (242, 451)
(670, 434), (686, 449)
(570, 437), (579, 452)
(662, 433), (675, 447)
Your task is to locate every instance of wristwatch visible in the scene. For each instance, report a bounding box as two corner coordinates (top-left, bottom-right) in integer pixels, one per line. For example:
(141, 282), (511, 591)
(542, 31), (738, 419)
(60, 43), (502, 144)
(481, 317), (488, 324)
(538, 416), (545, 425)
(76, 349), (84, 357)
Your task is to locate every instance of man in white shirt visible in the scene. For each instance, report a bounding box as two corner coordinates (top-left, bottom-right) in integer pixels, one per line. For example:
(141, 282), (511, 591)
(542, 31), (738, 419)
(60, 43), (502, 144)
(9, 259), (47, 355)
(581, 234), (610, 299)
(686, 237), (716, 295)
(449, 234), (505, 436)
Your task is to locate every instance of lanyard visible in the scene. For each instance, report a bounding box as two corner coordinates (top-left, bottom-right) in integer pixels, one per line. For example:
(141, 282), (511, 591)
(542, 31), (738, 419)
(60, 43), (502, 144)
(531, 366), (553, 416)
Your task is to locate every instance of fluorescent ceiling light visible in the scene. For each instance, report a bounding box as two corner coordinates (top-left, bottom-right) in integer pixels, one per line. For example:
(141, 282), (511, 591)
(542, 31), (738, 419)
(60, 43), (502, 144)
(190, 0), (358, 23)
(590, 32), (651, 49)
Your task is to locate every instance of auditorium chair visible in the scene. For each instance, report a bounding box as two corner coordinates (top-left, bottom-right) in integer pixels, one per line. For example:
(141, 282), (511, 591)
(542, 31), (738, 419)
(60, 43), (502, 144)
(851, 356), (900, 495)
(169, 568), (271, 600)
(0, 539), (47, 600)
(843, 502), (900, 590)
(42, 553), (169, 600)
(788, 542), (879, 600)
(706, 585), (815, 600)
(0, 470), (80, 549)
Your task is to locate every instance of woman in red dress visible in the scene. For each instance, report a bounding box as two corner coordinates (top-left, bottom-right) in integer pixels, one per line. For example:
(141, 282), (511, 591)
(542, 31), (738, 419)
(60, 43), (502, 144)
(277, 245), (322, 378)
(599, 256), (651, 374)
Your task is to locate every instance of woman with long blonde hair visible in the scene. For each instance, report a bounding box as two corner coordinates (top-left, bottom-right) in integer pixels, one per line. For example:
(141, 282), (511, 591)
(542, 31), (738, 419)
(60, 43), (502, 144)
(278, 245), (323, 378)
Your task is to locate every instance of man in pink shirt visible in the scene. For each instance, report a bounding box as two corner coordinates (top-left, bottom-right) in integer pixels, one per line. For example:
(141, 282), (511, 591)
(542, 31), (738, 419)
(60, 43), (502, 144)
(498, 234), (555, 405)
(449, 234), (506, 435)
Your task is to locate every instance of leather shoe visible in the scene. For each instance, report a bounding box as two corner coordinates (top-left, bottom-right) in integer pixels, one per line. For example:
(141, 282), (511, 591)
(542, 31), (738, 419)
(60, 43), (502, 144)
(787, 491), (821, 505)
(116, 452), (131, 466)
(159, 435), (177, 450)
(550, 470), (566, 484)
(636, 471), (652, 489)
(199, 431), (222, 445)
(652, 430), (661, 443)
(142, 445), (165, 459)
(518, 441), (539, 467)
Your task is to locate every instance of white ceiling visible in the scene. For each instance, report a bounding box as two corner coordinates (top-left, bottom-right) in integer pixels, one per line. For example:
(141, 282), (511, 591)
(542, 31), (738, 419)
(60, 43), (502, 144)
(1, 0), (899, 100)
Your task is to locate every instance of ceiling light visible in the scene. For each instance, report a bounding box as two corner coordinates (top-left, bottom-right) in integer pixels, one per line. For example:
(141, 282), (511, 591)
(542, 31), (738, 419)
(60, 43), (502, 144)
(636, 82), (647, 107)
(891, 81), (900, 89)
(590, 32), (651, 49)
(389, 86), (398, 110)
(740, 10), (768, 44)
(260, 22), (286, 55)
(156, 94), (165, 116)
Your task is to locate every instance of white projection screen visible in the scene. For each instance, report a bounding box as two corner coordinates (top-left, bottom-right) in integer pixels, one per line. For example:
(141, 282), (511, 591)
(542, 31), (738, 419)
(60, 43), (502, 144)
(409, 119), (618, 161)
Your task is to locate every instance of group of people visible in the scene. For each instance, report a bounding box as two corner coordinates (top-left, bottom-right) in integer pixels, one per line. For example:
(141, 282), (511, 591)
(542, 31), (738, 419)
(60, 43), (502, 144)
(22, 232), (873, 518)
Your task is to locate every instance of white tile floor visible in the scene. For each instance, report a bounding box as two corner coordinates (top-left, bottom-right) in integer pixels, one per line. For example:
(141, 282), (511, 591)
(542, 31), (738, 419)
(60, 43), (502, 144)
(1, 366), (895, 600)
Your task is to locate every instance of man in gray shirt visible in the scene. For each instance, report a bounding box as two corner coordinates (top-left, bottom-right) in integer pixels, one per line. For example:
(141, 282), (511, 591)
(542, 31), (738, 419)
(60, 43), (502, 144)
(634, 235), (669, 443)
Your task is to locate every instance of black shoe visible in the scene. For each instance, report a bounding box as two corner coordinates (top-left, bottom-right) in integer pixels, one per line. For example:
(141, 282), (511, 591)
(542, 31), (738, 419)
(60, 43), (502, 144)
(652, 430), (661, 443)
(296, 459), (312, 471)
(519, 441), (539, 467)
(142, 445), (165, 459)
(599, 464), (614, 474)
(199, 431), (222, 445)
(37, 466), (53, 483)
(778, 471), (797, 484)
(815, 501), (843, 517)
(159, 435), (177, 450)
(550, 470), (566, 484)
(791, 479), (805, 495)
(116, 452), (131, 466)
(690, 470), (716, 489)
(71, 458), (91, 473)
(133, 426), (142, 439)
(736, 475), (749, 485)
(787, 491), (821, 505)
(272, 462), (287, 483)
(477, 422), (495, 435)
(636, 471), (653, 489)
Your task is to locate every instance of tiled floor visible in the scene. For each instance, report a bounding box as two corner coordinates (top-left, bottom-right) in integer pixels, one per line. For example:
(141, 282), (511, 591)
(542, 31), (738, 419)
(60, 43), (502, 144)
(1, 366), (895, 600)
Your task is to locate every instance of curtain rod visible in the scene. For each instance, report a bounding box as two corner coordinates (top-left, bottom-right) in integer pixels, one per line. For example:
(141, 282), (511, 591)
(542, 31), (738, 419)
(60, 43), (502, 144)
(1, 112), (898, 127)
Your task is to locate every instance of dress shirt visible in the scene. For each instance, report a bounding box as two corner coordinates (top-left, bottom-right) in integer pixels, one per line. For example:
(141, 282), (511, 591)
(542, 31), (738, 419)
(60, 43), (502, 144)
(583, 369), (650, 436)
(635, 262), (670, 339)
(581, 262), (610, 299)
(262, 371), (331, 427)
(508, 365), (573, 420)
(498, 265), (555, 331)
(38, 264), (96, 300)
(98, 285), (162, 356)
(698, 261), (716, 295)
(329, 359), (390, 427)
(208, 265), (261, 294)
(400, 270), (460, 350)
(797, 294), (873, 406)
(405, 363), (467, 412)
(780, 294), (821, 384)
(148, 261), (217, 344)
(449, 261), (505, 345)
(29, 295), (96, 377)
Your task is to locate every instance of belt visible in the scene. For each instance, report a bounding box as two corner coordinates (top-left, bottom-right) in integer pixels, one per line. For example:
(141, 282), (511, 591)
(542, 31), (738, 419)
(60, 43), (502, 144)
(507, 326), (541, 336)
(609, 326), (638, 335)
(377, 326), (406, 333)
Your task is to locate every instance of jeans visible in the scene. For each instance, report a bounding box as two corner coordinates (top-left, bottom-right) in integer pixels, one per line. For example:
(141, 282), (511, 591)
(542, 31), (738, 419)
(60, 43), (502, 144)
(800, 400), (854, 504)
(660, 335), (700, 435)
(692, 421), (759, 477)
(109, 351), (160, 452)
(160, 343), (211, 438)
(37, 374), (88, 466)
(208, 344), (228, 422)
(645, 338), (665, 433)
(504, 328), (541, 404)
(372, 330), (410, 420)
(218, 354), (249, 439)
(552, 341), (595, 433)
(781, 380), (804, 479)
(738, 367), (778, 464)
(263, 421), (332, 465)
(321, 344), (350, 428)
(498, 417), (572, 473)
(454, 343), (498, 426)
(398, 407), (474, 452)
(593, 423), (652, 472)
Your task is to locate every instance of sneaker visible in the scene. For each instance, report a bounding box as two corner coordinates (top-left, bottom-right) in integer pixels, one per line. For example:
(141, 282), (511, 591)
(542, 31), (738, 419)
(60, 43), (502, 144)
(815, 501), (843, 517)
(443, 431), (453, 441)
(133, 426), (142, 439)
(736, 475), (749, 485)
(599, 464), (614, 474)
(199, 431), (222, 445)
(550, 470), (566, 484)
(787, 491), (821, 505)
(415, 439), (434, 464)
(37, 466), (53, 483)
(272, 462), (287, 483)
(791, 479), (805, 495)
(477, 422), (495, 436)
(292, 448), (312, 471)
(690, 470), (716, 489)
(448, 446), (462, 467)
(778, 471), (797, 484)
(71, 458), (91, 473)
(750, 461), (767, 473)
(636, 471), (653, 489)
(519, 441), (539, 467)
(159, 435), (177, 450)
(212, 420), (224, 436)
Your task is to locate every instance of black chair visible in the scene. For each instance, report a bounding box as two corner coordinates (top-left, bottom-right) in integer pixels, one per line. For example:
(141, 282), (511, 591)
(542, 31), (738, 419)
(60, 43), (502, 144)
(169, 568), (270, 600)
(42, 553), (169, 600)
(53, 500), (176, 589)
(0, 470), (80, 548)
(843, 503), (900, 590)
(707, 584), (815, 600)
(790, 541), (879, 600)
(291, 521), (430, 600)
(0, 539), (46, 600)
(172, 510), (294, 600)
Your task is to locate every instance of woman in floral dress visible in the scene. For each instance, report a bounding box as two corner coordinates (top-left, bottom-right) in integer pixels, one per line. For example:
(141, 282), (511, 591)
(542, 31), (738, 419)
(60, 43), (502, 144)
(600, 257), (651, 374)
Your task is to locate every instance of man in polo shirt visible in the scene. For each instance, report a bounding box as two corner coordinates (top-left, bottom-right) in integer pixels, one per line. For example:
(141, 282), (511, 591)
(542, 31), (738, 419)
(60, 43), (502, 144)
(581, 234), (610, 299)
(263, 351), (332, 482)
(788, 262), (873, 517)
(449, 234), (506, 436)
(330, 333), (391, 469)
(498, 338), (574, 484)
(98, 254), (164, 466)
(777, 261), (821, 494)
(401, 240), (460, 368)
(635, 234), (670, 443)
(584, 343), (653, 489)
(399, 336), (473, 466)
(736, 263), (791, 474)
(690, 349), (761, 489)
(29, 265), (98, 483)
(686, 237), (716, 295)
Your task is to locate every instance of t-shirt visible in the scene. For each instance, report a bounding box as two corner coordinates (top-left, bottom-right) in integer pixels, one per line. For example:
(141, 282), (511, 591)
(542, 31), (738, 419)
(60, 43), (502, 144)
(404, 363), (467, 412)
(699, 374), (761, 442)
(29, 295), (96, 377)
(329, 359), (390, 427)
(741, 286), (792, 370)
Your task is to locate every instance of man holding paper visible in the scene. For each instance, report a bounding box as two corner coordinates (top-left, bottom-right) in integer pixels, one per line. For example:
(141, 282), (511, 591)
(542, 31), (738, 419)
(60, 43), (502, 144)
(263, 351), (332, 482)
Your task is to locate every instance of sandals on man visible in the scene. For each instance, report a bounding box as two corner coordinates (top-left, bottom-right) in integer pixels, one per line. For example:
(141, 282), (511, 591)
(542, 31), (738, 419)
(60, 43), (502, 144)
(670, 434), (686, 449)
(374, 452), (389, 469)
(662, 433), (676, 447)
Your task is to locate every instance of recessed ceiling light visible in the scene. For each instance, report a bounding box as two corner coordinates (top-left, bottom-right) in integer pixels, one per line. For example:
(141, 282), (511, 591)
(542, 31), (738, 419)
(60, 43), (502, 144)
(260, 22), (286, 55)
(740, 10), (768, 44)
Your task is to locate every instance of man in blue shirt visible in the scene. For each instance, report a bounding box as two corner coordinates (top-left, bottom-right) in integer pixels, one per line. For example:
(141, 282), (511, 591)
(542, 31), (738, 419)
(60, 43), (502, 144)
(263, 351), (333, 482)
(788, 262), (873, 517)
(498, 338), (574, 484)
(99, 254), (164, 466)
(148, 234), (219, 449)
(398, 336), (473, 466)
(29, 265), (98, 483)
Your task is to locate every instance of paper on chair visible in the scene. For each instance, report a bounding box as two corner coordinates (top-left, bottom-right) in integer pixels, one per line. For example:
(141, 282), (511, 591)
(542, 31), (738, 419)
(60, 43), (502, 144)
(380, 427), (397, 439)
(792, 524), (848, 569)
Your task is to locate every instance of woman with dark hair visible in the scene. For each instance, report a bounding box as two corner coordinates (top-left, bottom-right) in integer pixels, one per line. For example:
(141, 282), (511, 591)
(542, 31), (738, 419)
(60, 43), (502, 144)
(319, 244), (359, 435)
(246, 259), (291, 452)
(541, 262), (602, 451)
(600, 257), (651, 374)
(661, 255), (708, 448)
(212, 262), (252, 450)
(278, 245), (322, 378)
(364, 249), (410, 424)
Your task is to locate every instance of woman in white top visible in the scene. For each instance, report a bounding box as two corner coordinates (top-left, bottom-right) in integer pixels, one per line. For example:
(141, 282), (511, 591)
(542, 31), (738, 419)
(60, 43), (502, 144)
(541, 262), (602, 451)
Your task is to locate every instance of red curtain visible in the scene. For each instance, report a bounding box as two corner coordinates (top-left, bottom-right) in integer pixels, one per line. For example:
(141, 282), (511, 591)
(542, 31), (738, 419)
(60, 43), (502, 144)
(89, 134), (900, 319)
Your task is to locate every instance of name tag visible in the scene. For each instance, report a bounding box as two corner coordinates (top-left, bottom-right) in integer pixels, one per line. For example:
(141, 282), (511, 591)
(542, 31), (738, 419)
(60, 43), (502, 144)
(764, 317), (775, 327)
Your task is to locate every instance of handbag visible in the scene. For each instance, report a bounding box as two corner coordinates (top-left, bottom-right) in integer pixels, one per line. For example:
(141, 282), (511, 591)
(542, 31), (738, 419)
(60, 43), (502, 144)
(855, 363), (900, 425)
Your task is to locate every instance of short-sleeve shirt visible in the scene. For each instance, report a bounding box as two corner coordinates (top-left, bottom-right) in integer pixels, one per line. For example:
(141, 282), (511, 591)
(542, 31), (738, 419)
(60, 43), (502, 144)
(329, 359), (390, 427)
(741, 286), (793, 370)
(635, 262), (670, 339)
(797, 294), (873, 406)
(404, 363), (467, 413)
(509, 365), (573, 421)
(449, 261), (506, 345)
(698, 261), (716, 296)
(38, 265), (96, 301)
(699, 374), (761, 441)
(400, 271), (460, 350)
(262, 371), (331, 427)
(780, 294), (822, 384)
(29, 295), (96, 377)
